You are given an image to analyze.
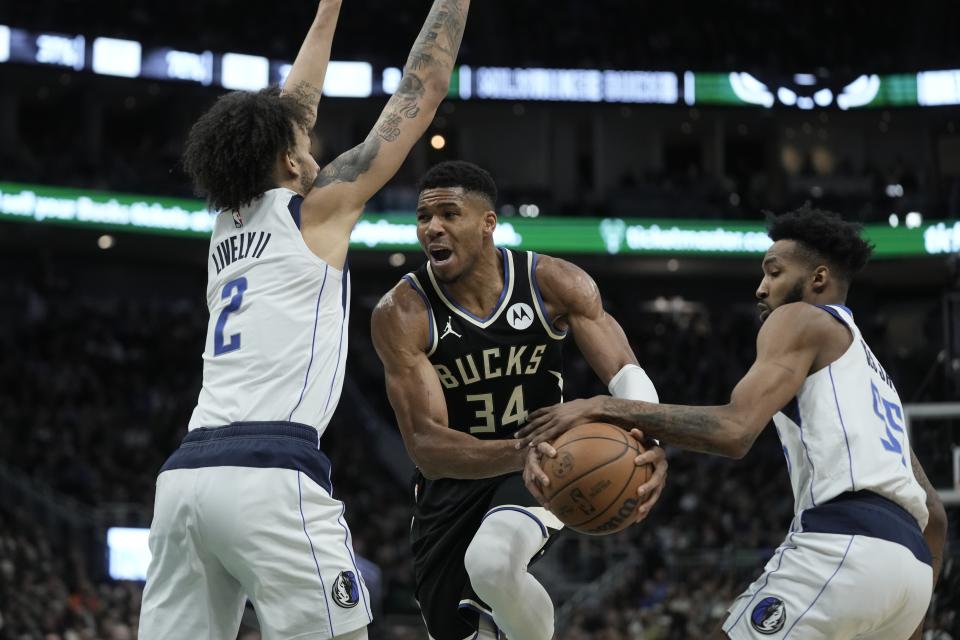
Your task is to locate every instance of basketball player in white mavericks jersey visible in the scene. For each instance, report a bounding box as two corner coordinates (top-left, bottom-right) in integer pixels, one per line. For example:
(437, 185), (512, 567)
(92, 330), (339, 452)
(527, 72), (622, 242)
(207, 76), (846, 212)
(518, 204), (948, 639)
(138, 1), (473, 638)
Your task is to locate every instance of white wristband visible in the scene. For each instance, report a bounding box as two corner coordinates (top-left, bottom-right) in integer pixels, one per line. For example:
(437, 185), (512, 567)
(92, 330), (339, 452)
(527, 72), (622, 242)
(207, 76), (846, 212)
(608, 364), (659, 404)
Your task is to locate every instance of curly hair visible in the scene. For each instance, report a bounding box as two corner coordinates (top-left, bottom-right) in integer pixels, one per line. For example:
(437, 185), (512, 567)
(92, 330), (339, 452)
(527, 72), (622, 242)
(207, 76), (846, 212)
(766, 203), (874, 283)
(182, 86), (310, 212)
(417, 160), (498, 207)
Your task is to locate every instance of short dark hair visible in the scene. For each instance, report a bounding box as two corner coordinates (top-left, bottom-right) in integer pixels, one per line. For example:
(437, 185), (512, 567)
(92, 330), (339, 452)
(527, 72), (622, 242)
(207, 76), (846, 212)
(182, 86), (309, 212)
(766, 203), (874, 283)
(417, 161), (497, 208)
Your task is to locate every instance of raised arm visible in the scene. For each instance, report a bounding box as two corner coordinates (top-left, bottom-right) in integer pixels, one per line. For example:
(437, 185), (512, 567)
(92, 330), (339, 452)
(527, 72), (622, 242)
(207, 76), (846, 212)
(372, 282), (525, 480)
(301, 0), (470, 266)
(279, 0), (343, 129)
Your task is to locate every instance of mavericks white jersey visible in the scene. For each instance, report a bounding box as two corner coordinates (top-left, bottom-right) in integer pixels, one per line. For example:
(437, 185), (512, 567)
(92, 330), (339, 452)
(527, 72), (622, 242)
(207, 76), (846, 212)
(773, 304), (928, 530)
(189, 188), (350, 437)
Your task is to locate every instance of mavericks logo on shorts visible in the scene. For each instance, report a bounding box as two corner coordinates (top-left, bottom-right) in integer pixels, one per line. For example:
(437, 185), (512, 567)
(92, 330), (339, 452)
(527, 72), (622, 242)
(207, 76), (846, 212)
(333, 570), (360, 608)
(751, 596), (786, 634)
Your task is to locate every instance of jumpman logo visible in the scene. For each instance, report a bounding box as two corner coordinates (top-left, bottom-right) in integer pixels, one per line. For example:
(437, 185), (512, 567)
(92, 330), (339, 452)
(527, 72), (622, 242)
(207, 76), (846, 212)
(440, 316), (462, 340)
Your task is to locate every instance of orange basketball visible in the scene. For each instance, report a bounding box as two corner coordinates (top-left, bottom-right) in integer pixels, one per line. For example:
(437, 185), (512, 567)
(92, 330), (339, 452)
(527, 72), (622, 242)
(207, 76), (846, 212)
(540, 422), (651, 535)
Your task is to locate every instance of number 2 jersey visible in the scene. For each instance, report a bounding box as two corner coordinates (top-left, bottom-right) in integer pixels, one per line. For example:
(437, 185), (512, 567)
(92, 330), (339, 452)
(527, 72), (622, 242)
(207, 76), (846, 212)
(773, 304), (928, 530)
(188, 188), (350, 437)
(404, 248), (566, 440)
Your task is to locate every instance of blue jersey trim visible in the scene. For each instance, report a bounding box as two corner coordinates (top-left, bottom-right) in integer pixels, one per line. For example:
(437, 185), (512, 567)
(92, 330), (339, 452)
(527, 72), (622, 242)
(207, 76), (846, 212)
(437, 247), (509, 323)
(323, 276), (348, 416)
(827, 364), (857, 492)
(298, 471), (336, 636)
(335, 502), (373, 622)
(783, 404), (818, 507)
(815, 304), (850, 327)
(288, 194), (304, 229)
(530, 252), (569, 338)
(783, 535), (853, 637)
(290, 265), (329, 422)
(729, 533), (799, 630)
(161, 422), (332, 493)
(403, 275), (436, 350)
(800, 491), (931, 566)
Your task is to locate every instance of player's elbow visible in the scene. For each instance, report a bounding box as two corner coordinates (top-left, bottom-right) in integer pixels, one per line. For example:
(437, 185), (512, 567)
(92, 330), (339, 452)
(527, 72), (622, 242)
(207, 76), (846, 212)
(407, 434), (443, 480)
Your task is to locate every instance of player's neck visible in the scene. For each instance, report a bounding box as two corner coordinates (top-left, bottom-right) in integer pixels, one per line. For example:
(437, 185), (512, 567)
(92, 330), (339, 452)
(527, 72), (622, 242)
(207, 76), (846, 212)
(444, 246), (505, 317)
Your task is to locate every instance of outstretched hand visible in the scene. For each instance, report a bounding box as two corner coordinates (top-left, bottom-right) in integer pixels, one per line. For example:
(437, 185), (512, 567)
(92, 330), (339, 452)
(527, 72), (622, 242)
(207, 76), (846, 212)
(514, 397), (603, 450)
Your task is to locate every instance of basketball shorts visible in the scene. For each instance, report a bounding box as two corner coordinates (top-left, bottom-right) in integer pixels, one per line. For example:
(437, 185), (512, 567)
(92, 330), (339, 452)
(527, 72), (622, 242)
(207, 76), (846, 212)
(139, 422), (372, 640)
(722, 491), (932, 640)
(411, 472), (563, 640)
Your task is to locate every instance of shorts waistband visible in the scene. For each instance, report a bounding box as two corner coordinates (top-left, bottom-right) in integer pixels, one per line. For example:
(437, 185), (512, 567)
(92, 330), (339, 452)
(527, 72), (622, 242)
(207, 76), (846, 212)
(161, 421), (331, 494)
(183, 421), (320, 445)
(800, 490), (931, 566)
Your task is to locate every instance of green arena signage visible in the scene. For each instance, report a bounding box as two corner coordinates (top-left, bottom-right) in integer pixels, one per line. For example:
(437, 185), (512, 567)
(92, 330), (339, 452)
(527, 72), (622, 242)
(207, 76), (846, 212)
(1, 182), (956, 258)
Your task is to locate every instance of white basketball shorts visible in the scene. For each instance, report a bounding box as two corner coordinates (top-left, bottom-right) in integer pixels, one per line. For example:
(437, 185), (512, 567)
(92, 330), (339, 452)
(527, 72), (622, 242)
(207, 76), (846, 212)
(723, 492), (932, 639)
(139, 423), (372, 640)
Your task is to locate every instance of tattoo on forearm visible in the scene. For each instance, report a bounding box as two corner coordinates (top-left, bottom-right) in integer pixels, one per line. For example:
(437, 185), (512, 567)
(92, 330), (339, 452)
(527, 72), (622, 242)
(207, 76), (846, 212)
(406, 0), (467, 71)
(286, 80), (321, 113)
(602, 398), (736, 456)
(376, 113), (404, 142)
(314, 136), (381, 187)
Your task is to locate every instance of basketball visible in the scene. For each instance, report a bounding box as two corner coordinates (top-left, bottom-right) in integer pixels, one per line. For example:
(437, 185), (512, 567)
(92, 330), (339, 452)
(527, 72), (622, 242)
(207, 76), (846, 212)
(540, 422), (651, 535)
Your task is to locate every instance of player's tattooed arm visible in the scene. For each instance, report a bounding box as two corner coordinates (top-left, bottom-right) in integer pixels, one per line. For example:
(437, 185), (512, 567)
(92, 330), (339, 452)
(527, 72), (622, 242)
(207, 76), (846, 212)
(280, 0), (343, 128)
(304, 0), (469, 208)
(518, 304), (822, 457)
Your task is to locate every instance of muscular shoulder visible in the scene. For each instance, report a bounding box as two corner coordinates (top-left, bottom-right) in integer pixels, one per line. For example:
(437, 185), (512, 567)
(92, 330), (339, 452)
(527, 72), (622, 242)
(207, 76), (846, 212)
(760, 302), (849, 352)
(533, 253), (601, 317)
(371, 279), (430, 354)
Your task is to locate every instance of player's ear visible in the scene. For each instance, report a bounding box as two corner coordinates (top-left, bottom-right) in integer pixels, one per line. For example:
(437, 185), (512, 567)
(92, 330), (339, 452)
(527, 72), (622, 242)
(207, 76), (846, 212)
(482, 209), (497, 236)
(811, 264), (830, 293)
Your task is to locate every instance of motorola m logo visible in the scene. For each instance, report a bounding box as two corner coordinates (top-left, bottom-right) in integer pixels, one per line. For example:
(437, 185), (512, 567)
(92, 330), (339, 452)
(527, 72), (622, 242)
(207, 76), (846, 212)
(507, 302), (534, 330)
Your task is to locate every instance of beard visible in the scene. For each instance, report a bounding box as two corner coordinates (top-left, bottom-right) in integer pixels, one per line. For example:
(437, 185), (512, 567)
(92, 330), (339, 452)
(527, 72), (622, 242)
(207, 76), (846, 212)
(782, 279), (805, 306)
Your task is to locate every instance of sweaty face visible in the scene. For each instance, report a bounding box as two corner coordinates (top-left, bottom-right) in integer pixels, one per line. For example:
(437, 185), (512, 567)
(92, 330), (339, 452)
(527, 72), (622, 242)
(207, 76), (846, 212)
(416, 187), (493, 283)
(755, 240), (812, 322)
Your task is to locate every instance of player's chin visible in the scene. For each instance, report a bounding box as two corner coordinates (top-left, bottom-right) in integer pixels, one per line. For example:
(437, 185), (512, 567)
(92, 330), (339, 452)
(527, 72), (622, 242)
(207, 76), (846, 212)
(430, 255), (459, 281)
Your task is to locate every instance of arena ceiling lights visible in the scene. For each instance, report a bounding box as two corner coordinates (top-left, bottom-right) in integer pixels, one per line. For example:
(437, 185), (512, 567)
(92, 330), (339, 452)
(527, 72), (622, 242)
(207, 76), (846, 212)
(1, 24), (959, 108)
(1, 182), (955, 258)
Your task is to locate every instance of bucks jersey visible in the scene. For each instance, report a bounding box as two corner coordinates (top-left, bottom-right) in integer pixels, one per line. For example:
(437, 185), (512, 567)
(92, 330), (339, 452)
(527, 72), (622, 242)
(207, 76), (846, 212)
(404, 248), (566, 439)
(188, 188), (350, 438)
(773, 304), (928, 530)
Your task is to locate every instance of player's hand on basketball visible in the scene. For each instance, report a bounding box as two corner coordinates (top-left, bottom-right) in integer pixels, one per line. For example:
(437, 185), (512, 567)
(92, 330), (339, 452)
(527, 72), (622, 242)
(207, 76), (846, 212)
(514, 397), (602, 449)
(523, 442), (557, 507)
(630, 428), (667, 524)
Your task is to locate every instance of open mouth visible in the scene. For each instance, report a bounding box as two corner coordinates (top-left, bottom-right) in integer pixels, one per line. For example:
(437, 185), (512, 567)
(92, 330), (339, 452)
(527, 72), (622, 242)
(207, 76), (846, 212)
(430, 248), (453, 264)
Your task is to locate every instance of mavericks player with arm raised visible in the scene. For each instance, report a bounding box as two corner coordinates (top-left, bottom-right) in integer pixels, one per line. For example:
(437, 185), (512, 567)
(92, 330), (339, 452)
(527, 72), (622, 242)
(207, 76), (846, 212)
(518, 205), (947, 640)
(371, 161), (668, 640)
(139, 1), (473, 639)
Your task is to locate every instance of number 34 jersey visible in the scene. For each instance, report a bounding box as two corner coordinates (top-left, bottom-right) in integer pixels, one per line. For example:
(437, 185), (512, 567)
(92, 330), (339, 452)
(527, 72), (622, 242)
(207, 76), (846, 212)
(773, 304), (928, 530)
(404, 248), (566, 439)
(188, 188), (350, 437)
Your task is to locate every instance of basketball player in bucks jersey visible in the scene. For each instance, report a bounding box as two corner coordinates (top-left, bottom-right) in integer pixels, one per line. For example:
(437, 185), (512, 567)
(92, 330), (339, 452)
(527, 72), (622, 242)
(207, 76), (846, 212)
(519, 205), (948, 639)
(371, 161), (669, 640)
(139, 2), (474, 638)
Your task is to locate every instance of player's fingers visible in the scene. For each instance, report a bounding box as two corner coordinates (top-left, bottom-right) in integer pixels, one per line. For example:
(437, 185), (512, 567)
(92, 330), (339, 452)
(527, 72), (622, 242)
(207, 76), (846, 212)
(633, 448), (662, 467)
(629, 428), (646, 442)
(536, 441), (557, 458)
